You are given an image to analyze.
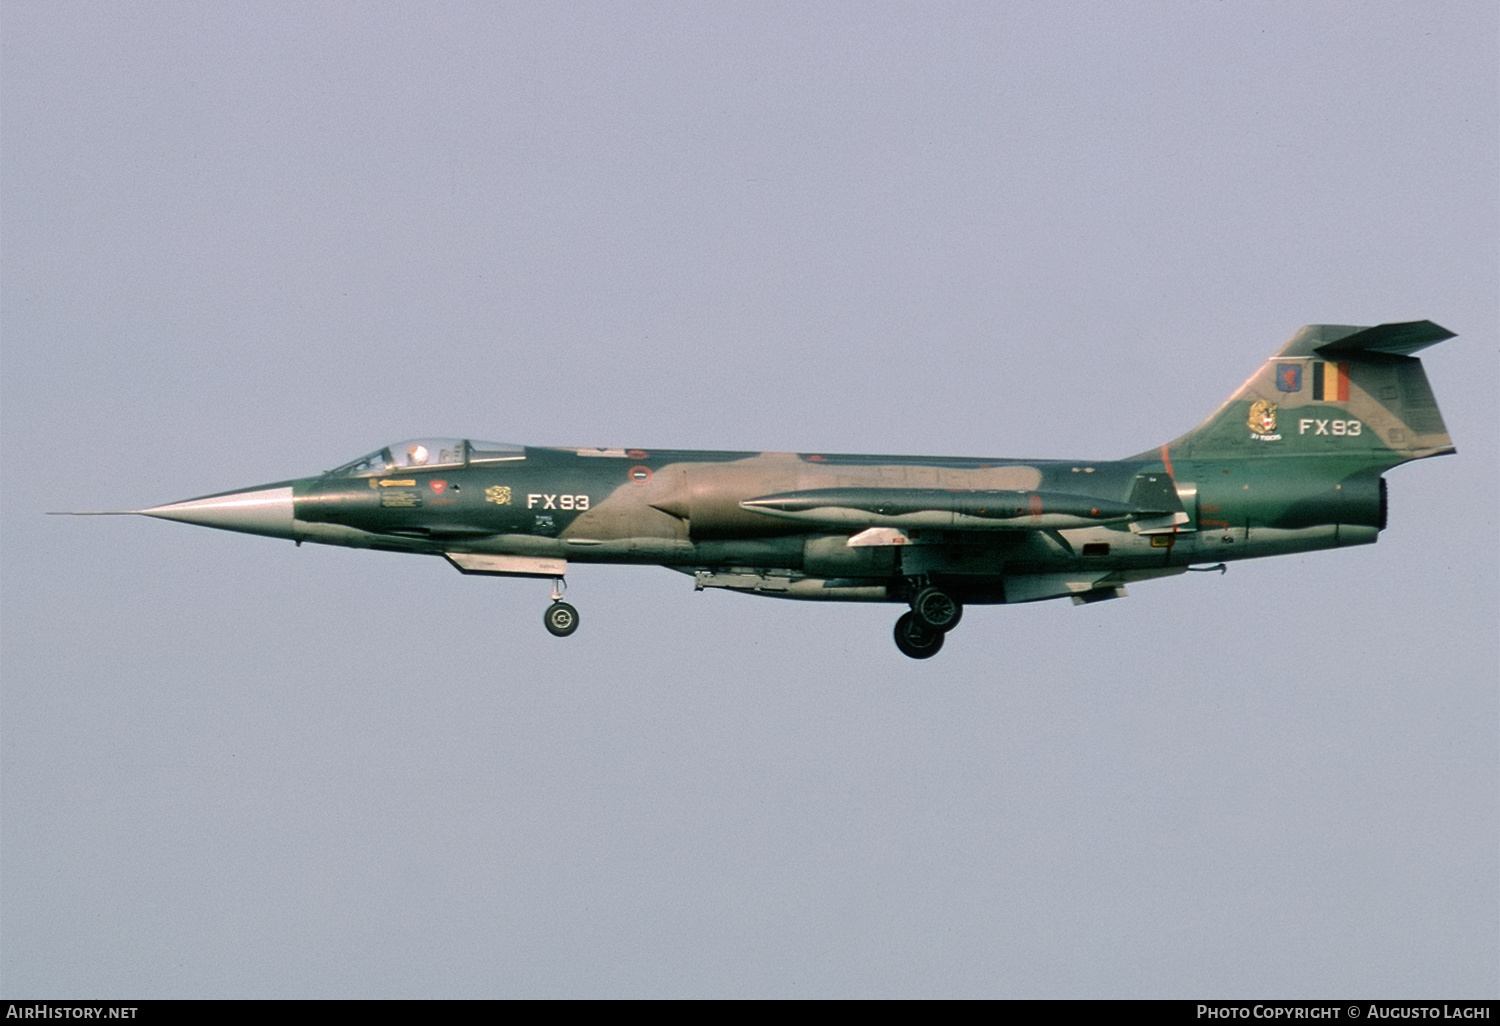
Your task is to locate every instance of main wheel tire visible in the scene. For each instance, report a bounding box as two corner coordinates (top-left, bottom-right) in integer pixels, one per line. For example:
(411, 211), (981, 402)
(911, 586), (962, 632)
(893, 611), (944, 659)
(544, 601), (580, 637)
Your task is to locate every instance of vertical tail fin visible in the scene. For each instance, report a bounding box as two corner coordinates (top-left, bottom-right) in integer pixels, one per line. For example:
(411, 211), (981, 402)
(1152, 321), (1456, 464)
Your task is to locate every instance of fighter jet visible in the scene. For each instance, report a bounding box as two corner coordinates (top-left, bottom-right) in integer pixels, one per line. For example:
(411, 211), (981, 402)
(60, 320), (1455, 658)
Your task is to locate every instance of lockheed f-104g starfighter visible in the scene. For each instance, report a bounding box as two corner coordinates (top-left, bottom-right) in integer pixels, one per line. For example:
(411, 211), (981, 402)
(61, 320), (1455, 658)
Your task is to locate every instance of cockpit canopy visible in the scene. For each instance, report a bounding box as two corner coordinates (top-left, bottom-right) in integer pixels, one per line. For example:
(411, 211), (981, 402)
(330, 438), (524, 477)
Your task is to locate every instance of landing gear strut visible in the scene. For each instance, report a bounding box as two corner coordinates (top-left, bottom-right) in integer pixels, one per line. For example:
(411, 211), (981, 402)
(543, 577), (579, 637)
(893, 583), (963, 658)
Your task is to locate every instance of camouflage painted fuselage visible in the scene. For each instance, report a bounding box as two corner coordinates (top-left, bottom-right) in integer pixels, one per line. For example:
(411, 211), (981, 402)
(282, 321), (1453, 607)
(82, 320), (1455, 654)
(282, 444), (1345, 605)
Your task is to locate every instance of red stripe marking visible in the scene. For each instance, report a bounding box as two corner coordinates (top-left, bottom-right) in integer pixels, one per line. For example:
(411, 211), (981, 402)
(1160, 445), (1175, 478)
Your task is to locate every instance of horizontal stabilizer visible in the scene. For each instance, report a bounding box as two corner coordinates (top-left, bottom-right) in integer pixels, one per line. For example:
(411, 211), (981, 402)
(1313, 319), (1455, 358)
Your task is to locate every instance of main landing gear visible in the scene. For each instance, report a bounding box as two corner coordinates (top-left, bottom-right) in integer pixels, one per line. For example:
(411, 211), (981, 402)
(543, 577), (579, 638)
(893, 583), (964, 659)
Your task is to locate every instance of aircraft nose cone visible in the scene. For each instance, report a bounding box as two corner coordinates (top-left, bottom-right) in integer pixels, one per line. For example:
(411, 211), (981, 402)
(140, 484), (296, 539)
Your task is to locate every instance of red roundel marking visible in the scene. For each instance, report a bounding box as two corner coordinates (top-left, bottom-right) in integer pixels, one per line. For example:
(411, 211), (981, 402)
(626, 449), (648, 460)
(629, 465), (653, 482)
(806, 454), (826, 462)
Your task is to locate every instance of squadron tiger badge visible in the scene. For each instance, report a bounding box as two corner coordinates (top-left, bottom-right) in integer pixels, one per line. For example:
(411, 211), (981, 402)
(1247, 399), (1281, 441)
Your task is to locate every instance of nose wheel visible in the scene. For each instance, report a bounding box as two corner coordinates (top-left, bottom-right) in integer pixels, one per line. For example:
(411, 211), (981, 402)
(544, 600), (580, 637)
(543, 577), (579, 637)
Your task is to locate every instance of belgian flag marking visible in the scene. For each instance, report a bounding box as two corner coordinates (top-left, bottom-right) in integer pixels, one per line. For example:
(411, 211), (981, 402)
(1311, 361), (1349, 402)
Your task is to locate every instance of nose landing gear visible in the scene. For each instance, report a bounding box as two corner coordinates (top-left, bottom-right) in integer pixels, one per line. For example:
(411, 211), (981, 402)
(543, 577), (579, 638)
(544, 601), (579, 637)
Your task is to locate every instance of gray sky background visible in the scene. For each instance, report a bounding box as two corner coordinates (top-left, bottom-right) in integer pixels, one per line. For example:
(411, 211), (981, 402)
(3, 1), (1495, 998)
